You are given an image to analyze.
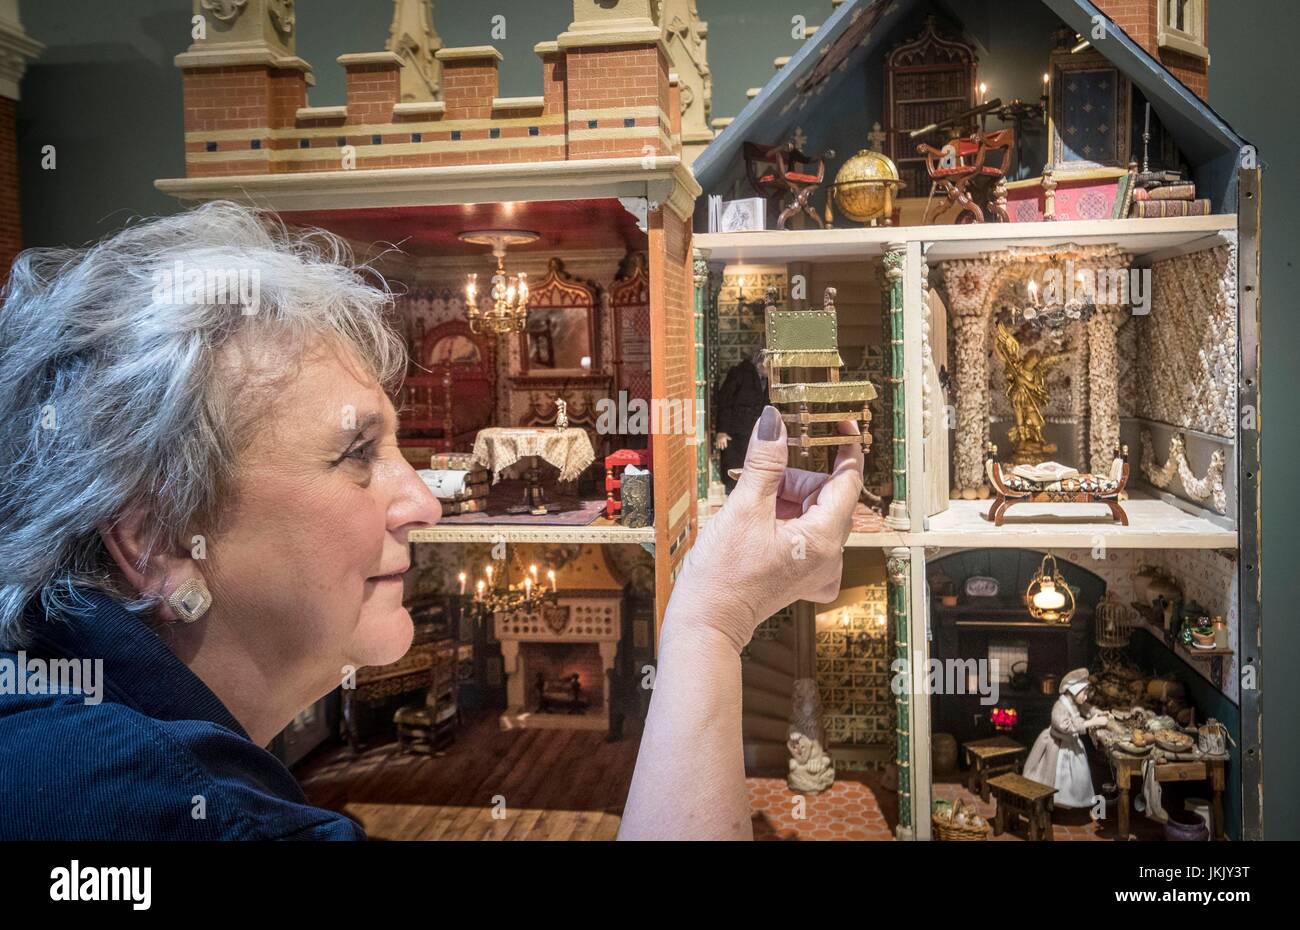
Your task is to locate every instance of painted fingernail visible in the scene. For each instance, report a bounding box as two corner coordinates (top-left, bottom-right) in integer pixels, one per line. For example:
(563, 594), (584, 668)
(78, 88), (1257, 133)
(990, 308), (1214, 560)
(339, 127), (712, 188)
(757, 405), (780, 441)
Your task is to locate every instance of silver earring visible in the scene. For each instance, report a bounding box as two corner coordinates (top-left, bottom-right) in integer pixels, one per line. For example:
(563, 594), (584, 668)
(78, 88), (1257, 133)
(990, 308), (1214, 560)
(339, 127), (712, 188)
(168, 578), (212, 624)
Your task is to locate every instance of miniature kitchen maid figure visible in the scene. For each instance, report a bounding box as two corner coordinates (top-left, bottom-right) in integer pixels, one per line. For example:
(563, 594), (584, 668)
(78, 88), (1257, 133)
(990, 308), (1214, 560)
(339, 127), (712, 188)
(1022, 667), (1110, 807)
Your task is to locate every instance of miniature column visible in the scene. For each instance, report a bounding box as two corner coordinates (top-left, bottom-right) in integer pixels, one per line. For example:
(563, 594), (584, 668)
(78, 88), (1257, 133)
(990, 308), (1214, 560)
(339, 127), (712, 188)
(886, 546), (913, 837)
(883, 243), (909, 529)
(693, 249), (711, 502)
(705, 257), (726, 503)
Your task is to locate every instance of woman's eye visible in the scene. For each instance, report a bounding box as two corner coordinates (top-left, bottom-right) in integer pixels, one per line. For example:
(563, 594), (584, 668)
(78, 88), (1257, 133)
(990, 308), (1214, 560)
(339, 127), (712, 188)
(342, 440), (377, 464)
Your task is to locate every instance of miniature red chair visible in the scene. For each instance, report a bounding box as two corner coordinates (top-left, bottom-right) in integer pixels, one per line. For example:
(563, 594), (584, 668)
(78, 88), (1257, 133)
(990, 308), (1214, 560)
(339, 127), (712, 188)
(918, 129), (1013, 224)
(744, 139), (836, 230)
(605, 448), (652, 520)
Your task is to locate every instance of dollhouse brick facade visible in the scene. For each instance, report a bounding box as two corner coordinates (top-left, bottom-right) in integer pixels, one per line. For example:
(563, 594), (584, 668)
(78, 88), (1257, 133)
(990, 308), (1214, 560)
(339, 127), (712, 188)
(1093, 0), (1209, 99)
(177, 2), (675, 179)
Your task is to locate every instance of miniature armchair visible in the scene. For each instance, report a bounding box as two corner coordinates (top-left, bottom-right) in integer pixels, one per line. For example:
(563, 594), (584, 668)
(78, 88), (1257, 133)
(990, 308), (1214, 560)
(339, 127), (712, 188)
(763, 287), (874, 459)
(918, 128), (1014, 224)
(745, 139), (836, 230)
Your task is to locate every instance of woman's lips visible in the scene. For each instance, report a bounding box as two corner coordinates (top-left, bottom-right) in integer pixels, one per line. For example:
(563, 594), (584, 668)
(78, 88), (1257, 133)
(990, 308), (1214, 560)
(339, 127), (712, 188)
(368, 570), (407, 584)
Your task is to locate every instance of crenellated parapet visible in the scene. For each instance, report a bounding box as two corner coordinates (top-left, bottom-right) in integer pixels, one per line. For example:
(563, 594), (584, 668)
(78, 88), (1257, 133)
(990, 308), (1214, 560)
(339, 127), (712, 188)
(177, 0), (679, 179)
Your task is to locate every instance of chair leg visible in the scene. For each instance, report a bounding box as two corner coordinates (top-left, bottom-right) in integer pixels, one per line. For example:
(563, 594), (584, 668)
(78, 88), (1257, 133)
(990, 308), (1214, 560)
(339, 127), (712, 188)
(777, 195), (801, 230)
(1106, 500), (1129, 526)
(798, 187), (826, 229)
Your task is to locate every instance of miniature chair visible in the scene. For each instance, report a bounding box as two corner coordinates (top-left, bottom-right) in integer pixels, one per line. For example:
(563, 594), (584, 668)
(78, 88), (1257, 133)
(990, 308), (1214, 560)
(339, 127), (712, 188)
(985, 444), (1130, 526)
(745, 139), (836, 230)
(917, 129), (1014, 224)
(763, 287), (874, 459)
(604, 447), (652, 520)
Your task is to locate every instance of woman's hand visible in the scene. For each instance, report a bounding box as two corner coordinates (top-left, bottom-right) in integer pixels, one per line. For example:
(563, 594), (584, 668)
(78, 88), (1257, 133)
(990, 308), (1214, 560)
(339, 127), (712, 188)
(667, 406), (864, 653)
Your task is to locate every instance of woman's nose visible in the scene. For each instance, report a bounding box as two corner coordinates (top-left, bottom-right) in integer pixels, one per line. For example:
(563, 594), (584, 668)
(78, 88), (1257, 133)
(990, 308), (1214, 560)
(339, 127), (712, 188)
(389, 457), (442, 531)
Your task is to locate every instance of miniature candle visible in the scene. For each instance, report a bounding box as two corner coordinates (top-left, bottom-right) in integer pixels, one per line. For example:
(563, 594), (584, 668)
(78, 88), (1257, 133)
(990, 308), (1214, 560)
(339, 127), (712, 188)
(458, 571), (467, 595)
(547, 569), (557, 592)
(529, 564), (539, 583)
(1144, 101), (1151, 136)
(979, 82), (988, 104)
(476, 579), (485, 600)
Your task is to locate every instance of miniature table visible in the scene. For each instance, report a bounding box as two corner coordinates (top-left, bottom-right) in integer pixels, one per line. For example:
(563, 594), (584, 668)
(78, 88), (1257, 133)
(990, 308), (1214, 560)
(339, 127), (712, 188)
(964, 735), (1028, 802)
(1100, 742), (1226, 841)
(988, 773), (1058, 841)
(471, 427), (595, 515)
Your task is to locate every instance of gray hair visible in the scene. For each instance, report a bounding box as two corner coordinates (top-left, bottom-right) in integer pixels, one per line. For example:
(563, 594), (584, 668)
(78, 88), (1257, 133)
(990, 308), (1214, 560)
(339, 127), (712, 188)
(0, 200), (406, 647)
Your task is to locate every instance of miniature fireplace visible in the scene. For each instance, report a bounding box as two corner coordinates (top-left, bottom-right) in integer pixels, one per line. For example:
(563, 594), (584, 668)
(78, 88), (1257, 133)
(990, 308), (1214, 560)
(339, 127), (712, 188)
(495, 597), (621, 731)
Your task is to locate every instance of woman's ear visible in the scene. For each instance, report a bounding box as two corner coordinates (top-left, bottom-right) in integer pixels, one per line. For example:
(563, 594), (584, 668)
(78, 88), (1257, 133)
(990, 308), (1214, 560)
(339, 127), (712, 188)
(99, 507), (198, 613)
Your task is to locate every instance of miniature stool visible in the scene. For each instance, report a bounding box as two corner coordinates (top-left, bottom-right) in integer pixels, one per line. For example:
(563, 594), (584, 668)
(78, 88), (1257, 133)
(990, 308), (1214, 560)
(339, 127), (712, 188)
(963, 735), (1027, 802)
(604, 447), (651, 520)
(987, 773), (1058, 841)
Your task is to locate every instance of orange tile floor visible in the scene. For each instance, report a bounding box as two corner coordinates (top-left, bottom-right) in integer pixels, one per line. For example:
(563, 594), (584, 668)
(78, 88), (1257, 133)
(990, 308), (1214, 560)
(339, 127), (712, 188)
(749, 771), (898, 840)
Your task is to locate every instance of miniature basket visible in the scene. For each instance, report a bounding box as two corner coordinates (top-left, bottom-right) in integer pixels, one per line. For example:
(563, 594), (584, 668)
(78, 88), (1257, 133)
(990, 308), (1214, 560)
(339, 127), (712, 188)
(931, 799), (990, 841)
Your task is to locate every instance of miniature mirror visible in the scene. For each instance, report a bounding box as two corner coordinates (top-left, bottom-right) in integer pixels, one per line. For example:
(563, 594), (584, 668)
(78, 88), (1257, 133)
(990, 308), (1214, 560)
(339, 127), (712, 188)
(519, 258), (598, 377)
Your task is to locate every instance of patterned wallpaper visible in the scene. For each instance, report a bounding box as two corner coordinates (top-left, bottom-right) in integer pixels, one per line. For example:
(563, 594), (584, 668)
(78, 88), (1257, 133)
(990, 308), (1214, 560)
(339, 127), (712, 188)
(814, 584), (893, 767)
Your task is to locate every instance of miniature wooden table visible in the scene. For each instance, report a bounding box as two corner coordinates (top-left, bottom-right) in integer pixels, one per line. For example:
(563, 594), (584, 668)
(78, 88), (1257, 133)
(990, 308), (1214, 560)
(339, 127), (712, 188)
(988, 773), (1058, 841)
(1108, 752), (1226, 841)
(964, 735), (1028, 802)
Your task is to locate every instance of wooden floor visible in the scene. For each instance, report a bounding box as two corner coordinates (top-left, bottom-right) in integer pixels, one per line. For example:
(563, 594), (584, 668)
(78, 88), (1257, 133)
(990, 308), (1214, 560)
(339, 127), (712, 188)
(297, 711), (639, 840)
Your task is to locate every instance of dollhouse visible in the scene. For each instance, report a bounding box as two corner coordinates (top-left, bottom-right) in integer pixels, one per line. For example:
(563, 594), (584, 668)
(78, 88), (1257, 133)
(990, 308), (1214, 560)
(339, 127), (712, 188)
(157, 0), (1261, 843)
(693, 0), (1260, 841)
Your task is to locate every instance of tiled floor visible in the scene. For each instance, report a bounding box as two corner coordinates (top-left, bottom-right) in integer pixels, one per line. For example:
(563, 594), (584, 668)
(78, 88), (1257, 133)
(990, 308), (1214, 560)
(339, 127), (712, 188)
(749, 770), (899, 840)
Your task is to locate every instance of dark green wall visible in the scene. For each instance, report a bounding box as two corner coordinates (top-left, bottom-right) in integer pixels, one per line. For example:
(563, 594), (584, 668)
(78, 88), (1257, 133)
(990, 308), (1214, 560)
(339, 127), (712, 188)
(12, 0), (1300, 838)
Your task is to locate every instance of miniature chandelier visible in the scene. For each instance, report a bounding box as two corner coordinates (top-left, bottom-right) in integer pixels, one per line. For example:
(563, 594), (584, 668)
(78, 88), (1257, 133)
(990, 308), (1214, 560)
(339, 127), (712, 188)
(461, 562), (556, 615)
(1026, 552), (1076, 624)
(459, 229), (539, 336)
(1020, 260), (1124, 329)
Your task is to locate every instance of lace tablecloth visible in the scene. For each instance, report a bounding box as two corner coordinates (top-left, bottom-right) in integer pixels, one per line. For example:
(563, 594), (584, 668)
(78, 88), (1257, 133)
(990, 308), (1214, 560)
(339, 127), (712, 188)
(471, 427), (596, 484)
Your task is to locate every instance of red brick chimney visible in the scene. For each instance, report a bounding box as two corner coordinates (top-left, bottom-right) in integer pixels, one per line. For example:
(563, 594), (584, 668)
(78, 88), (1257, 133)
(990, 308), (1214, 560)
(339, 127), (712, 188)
(1091, 0), (1209, 99)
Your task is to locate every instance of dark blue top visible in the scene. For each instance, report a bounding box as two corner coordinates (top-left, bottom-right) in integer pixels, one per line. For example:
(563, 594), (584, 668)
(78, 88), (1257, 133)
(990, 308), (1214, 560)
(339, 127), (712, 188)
(0, 588), (365, 840)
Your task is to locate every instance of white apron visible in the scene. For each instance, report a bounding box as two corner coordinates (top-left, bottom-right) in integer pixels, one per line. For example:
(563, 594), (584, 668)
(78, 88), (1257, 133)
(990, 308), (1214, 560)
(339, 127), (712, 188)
(1022, 694), (1096, 808)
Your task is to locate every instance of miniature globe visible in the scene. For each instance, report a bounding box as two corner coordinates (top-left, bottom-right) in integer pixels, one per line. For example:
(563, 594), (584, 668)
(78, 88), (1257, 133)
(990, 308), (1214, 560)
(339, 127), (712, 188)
(832, 150), (904, 224)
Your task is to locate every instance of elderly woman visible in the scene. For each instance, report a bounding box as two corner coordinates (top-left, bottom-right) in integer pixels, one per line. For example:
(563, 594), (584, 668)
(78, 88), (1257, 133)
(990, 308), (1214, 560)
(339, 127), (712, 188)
(0, 202), (861, 841)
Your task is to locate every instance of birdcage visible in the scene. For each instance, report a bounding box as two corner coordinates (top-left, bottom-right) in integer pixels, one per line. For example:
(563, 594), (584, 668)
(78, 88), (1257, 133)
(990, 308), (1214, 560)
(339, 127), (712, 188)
(1094, 591), (1136, 670)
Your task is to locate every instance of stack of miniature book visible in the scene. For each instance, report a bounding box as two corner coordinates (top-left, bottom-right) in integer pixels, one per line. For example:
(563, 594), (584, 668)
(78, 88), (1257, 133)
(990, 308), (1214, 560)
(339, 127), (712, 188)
(419, 452), (490, 515)
(1131, 181), (1210, 217)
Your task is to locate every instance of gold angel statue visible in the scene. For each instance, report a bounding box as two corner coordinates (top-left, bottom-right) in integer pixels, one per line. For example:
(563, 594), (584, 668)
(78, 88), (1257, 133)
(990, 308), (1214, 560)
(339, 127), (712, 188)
(994, 323), (1070, 464)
